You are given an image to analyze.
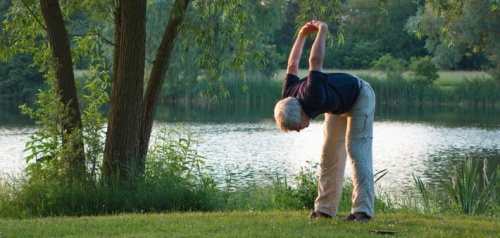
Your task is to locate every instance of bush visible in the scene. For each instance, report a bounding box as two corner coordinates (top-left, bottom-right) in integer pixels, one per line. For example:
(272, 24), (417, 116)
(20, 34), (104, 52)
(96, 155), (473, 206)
(371, 53), (407, 80)
(294, 161), (319, 209)
(409, 56), (439, 86)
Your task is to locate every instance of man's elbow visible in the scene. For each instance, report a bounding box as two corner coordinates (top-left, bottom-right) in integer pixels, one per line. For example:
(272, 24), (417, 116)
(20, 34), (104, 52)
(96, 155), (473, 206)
(287, 62), (299, 70)
(308, 57), (323, 71)
(287, 63), (299, 75)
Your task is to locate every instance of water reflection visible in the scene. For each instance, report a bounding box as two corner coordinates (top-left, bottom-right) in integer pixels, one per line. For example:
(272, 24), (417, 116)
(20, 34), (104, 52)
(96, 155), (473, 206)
(156, 102), (500, 127)
(0, 103), (32, 126)
(376, 104), (500, 128)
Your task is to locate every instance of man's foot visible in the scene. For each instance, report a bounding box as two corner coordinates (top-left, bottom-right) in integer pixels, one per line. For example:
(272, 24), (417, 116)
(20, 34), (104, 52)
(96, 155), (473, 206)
(354, 214), (372, 222)
(345, 213), (372, 222)
(345, 213), (357, 221)
(308, 210), (332, 219)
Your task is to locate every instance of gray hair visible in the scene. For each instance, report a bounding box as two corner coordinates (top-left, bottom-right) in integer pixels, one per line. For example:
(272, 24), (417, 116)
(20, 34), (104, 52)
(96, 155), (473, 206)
(274, 97), (301, 132)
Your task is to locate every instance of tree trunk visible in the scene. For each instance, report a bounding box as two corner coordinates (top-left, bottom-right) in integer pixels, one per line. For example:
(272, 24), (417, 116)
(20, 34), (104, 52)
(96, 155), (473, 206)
(103, 0), (147, 181)
(139, 0), (191, 167)
(39, 0), (86, 180)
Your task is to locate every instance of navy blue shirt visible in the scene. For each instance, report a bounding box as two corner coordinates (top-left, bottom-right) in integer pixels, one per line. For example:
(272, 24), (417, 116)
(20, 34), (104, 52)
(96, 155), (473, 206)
(282, 71), (360, 119)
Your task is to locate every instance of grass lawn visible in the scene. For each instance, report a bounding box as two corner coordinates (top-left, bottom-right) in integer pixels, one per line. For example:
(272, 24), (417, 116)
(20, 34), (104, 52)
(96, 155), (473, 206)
(1, 211), (498, 237)
(434, 71), (491, 87)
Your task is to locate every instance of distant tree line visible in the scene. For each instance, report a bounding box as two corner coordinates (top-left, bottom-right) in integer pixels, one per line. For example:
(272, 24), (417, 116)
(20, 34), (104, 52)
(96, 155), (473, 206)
(0, 0), (498, 104)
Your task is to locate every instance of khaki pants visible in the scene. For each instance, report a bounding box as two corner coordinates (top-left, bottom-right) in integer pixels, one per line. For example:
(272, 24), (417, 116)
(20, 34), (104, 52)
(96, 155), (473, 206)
(314, 80), (375, 217)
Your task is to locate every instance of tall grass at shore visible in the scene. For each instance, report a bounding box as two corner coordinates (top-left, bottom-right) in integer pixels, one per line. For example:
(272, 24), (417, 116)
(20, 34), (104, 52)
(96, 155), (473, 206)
(404, 156), (500, 216)
(2, 150), (498, 218)
(190, 70), (500, 108)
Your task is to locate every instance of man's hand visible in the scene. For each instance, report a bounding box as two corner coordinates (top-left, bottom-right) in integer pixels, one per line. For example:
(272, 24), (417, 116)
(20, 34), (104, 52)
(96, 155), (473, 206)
(300, 20), (328, 36)
(287, 20), (328, 76)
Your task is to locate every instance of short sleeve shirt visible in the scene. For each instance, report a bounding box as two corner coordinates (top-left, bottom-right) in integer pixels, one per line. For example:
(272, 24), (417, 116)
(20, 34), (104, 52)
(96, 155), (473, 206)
(282, 70), (360, 119)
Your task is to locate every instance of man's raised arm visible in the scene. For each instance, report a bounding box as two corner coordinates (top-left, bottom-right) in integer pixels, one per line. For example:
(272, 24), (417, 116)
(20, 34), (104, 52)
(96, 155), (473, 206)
(286, 21), (322, 76)
(308, 21), (328, 72)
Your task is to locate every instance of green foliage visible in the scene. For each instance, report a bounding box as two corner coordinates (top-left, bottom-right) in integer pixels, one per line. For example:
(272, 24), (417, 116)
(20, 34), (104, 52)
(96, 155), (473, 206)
(343, 40), (383, 69)
(371, 54), (407, 80)
(20, 73), (65, 176)
(80, 65), (110, 179)
(331, 0), (425, 69)
(0, 1), (45, 103)
(413, 0), (500, 75)
(293, 161), (319, 209)
(17, 42), (109, 180)
(409, 56), (439, 86)
(0, 54), (45, 103)
(147, 125), (209, 182)
(2, 0), (497, 106)
(181, 0), (265, 82)
(1, 0), (51, 71)
(297, 0), (343, 45)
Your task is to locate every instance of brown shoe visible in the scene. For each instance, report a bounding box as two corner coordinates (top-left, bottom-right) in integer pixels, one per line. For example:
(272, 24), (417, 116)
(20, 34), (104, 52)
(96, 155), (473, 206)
(308, 210), (332, 219)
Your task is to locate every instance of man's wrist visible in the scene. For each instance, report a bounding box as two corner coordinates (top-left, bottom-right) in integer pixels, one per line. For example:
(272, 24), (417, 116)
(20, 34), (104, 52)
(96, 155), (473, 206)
(298, 32), (309, 38)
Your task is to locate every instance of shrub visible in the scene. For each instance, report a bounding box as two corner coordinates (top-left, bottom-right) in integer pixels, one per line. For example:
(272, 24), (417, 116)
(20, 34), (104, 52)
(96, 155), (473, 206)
(371, 53), (407, 81)
(409, 56), (439, 86)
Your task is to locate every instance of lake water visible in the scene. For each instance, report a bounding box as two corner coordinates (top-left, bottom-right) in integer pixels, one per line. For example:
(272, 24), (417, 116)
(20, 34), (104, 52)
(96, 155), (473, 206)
(1, 102), (499, 189)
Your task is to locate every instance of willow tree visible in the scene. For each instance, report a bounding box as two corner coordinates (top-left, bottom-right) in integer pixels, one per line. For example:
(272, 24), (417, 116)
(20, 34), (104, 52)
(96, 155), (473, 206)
(1, 0), (266, 181)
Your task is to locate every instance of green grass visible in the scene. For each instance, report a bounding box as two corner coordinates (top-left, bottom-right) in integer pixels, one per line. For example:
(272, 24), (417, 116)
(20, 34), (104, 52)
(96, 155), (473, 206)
(435, 71), (491, 87)
(1, 211), (499, 237)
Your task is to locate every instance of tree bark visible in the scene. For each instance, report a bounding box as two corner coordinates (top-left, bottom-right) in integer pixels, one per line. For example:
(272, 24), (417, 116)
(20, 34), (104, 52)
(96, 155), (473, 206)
(103, 0), (147, 180)
(139, 0), (191, 168)
(39, 0), (86, 180)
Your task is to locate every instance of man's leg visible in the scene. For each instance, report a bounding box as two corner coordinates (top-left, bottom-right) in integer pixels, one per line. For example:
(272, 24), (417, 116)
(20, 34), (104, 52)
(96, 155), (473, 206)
(314, 113), (348, 217)
(345, 81), (376, 218)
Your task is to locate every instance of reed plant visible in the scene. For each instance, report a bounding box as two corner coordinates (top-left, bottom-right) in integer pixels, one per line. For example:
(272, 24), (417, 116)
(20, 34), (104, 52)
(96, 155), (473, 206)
(440, 157), (500, 215)
(453, 79), (500, 107)
(409, 156), (500, 216)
